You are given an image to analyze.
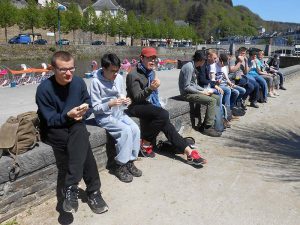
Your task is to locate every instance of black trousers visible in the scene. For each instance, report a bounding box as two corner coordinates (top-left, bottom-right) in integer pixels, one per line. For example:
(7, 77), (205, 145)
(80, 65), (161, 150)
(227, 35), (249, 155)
(127, 103), (188, 153)
(43, 122), (101, 194)
(277, 71), (284, 86)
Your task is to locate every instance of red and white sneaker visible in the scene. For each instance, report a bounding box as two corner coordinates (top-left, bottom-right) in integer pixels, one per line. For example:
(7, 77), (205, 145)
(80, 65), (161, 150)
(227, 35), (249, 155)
(187, 150), (207, 165)
(140, 140), (155, 158)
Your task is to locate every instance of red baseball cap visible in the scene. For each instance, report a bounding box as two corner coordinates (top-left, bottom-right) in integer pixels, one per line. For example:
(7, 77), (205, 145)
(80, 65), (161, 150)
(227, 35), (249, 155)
(141, 47), (157, 57)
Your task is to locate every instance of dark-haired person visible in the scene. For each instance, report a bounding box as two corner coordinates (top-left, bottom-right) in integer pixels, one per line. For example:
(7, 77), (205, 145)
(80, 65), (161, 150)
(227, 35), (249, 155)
(209, 53), (242, 114)
(126, 47), (207, 165)
(179, 50), (222, 136)
(229, 47), (260, 108)
(90, 53), (142, 183)
(267, 54), (286, 90)
(36, 51), (108, 214)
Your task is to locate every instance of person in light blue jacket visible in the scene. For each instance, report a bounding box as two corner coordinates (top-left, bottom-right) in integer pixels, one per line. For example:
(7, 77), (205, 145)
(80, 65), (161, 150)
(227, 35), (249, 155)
(90, 53), (141, 183)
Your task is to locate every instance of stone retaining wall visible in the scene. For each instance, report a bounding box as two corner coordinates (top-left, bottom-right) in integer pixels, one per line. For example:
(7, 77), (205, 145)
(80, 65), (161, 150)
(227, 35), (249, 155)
(0, 98), (191, 222)
(0, 45), (195, 62)
(0, 65), (299, 222)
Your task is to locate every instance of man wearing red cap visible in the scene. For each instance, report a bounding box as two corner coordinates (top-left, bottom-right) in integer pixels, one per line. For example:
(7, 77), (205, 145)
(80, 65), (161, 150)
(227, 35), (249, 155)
(126, 47), (207, 166)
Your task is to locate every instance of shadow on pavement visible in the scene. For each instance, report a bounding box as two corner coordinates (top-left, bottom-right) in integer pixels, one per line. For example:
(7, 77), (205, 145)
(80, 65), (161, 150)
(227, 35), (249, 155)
(224, 123), (300, 183)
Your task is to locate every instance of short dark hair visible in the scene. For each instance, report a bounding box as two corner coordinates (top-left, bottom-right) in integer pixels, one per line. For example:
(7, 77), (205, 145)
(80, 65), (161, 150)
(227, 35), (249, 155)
(101, 53), (121, 69)
(249, 50), (257, 57)
(192, 50), (206, 62)
(51, 51), (74, 67)
(238, 47), (248, 53)
(219, 53), (228, 65)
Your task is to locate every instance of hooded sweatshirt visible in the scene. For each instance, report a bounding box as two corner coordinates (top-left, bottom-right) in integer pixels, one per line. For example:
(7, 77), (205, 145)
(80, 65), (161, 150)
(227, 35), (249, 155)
(89, 69), (126, 120)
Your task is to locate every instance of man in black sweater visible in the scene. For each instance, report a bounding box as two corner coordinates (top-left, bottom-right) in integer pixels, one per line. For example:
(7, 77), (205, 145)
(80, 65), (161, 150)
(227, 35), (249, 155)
(36, 51), (108, 215)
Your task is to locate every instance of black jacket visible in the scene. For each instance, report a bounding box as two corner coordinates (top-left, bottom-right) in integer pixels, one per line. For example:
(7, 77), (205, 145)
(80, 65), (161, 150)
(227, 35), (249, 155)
(126, 67), (153, 105)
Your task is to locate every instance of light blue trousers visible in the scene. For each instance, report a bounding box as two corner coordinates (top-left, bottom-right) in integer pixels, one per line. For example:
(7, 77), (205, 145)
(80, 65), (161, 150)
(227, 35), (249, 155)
(96, 114), (140, 165)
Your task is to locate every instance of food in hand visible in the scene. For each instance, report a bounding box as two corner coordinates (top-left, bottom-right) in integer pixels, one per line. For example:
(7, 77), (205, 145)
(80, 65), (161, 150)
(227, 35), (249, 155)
(78, 103), (89, 110)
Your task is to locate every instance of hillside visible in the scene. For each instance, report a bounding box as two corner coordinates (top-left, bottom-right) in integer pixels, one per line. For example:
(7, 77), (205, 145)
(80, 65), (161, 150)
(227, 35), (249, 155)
(64, 0), (300, 39)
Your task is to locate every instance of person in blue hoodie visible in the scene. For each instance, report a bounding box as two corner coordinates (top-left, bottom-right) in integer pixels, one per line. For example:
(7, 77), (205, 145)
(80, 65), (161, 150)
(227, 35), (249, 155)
(90, 53), (142, 183)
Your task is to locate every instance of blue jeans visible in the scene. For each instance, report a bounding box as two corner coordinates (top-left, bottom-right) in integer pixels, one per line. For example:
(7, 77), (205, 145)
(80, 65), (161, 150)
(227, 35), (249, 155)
(232, 86), (246, 108)
(247, 74), (268, 100)
(219, 85), (231, 107)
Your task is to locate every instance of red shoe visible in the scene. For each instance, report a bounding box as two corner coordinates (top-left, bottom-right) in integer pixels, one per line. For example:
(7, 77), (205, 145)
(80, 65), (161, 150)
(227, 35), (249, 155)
(187, 150), (207, 165)
(140, 140), (155, 158)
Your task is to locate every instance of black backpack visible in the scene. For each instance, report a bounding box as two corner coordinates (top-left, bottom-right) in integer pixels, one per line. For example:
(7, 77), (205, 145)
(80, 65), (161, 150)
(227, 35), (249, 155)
(156, 137), (196, 154)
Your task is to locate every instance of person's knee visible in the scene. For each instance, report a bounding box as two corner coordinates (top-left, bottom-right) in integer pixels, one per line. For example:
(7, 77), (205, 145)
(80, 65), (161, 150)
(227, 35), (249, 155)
(159, 108), (169, 121)
(232, 89), (239, 96)
(208, 97), (217, 106)
(120, 126), (132, 139)
(132, 123), (140, 136)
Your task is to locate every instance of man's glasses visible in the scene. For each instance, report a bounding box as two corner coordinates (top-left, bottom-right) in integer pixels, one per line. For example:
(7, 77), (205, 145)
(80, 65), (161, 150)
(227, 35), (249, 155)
(55, 66), (76, 73)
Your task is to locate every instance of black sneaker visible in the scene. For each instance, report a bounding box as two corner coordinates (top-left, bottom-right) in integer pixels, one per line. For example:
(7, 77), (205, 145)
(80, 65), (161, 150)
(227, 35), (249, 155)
(241, 99), (247, 110)
(250, 102), (259, 108)
(115, 164), (133, 183)
(126, 161), (142, 177)
(200, 126), (222, 137)
(62, 185), (79, 213)
(187, 150), (207, 166)
(279, 86), (287, 90)
(232, 107), (246, 117)
(87, 191), (109, 214)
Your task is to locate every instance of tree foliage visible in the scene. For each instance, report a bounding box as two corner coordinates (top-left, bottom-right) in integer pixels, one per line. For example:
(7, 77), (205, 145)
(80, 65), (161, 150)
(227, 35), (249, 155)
(19, 0), (41, 34)
(0, 0), (17, 42)
(64, 2), (82, 43)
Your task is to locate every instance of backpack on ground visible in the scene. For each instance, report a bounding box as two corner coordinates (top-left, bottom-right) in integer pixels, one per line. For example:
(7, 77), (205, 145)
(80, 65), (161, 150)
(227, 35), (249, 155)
(156, 137), (196, 154)
(0, 111), (40, 180)
(214, 105), (225, 132)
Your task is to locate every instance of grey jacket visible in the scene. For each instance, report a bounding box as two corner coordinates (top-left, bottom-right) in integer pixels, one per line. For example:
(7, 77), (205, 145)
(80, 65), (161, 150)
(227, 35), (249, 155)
(178, 61), (204, 95)
(89, 69), (125, 118)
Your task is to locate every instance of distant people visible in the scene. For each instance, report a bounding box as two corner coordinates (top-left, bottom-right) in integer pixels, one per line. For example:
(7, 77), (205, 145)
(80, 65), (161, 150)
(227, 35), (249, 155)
(229, 47), (260, 108)
(179, 50), (222, 137)
(90, 53), (142, 183)
(209, 53), (245, 114)
(247, 50), (269, 103)
(35, 51), (108, 214)
(256, 50), (279, 97)
(126, 47), (207, 165)
(267, 54), (287, 90)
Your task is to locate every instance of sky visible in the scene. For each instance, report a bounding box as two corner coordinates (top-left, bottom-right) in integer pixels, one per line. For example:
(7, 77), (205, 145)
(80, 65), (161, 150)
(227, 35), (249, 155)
(232, 0), (300, 24)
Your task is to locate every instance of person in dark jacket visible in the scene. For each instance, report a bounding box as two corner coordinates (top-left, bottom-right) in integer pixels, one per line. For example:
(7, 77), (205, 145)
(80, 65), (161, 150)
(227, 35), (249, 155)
(179, 50), (222, 136)
(36, 51), (108, 215)
(267, 54), (286, 90)
(126, 47), (207, 166)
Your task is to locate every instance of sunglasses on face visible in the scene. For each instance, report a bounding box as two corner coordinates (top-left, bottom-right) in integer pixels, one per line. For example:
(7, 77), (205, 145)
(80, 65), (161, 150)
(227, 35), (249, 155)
(143, 55), (157, 61)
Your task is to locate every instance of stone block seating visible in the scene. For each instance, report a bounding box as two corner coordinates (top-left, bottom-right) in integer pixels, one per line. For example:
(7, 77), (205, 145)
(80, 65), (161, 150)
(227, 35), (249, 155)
(0, 65), (299, 222)
(0, 98), (192, 222)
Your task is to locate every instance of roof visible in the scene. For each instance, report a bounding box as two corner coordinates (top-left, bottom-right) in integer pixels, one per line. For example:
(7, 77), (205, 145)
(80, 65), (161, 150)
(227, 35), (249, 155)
(92, 0), (120, 11)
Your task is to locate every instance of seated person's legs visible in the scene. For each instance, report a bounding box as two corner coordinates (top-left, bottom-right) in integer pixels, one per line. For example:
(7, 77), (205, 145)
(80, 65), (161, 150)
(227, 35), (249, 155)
(230, 88), (241, 109)
(127, 103), (169, 157)
(183, 93), (221, 137)
(219, 85), (231, 107)
(96, 115), (142, 182)
(254, 75), (268, 101)
(161, 121), (207, 165)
